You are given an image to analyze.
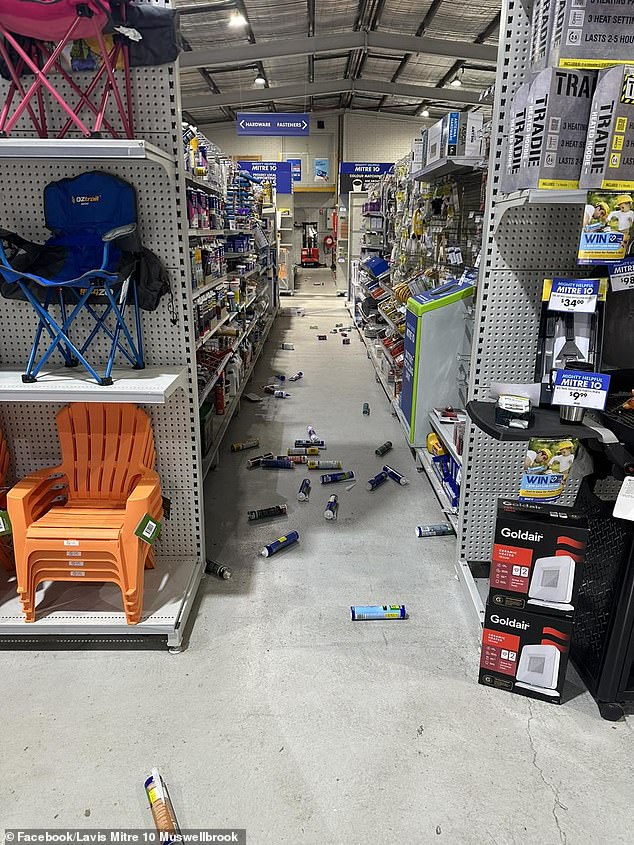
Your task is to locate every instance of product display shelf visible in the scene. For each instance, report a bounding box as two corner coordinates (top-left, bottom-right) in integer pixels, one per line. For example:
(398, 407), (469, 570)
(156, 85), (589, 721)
(202, 316), (275, 478)
(415, 447), (459, 529)
(0, 138), (174, 169)
(428, 413), (463, 466)
(494, 189), (586, 212)
(0, 556), (202, 648)
(192, 274), (229, 300)
(466, 401), (617, 444)
(188, 228), (228, 237)
(185, 173), (223, 195)
(378, 303), (405, 335)
(0, 366), (188, 404)
(198, 351), (235, 407)
(195, 309), (235, 350)
(225, 252), (256, 259)
(411, 157), (482, 182)
(363, 211), (384, 218)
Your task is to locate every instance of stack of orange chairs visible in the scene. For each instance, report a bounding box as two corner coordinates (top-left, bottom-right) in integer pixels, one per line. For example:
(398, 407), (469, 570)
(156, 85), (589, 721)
(0, 429), (13, 571)
(7, 403), (163, 624)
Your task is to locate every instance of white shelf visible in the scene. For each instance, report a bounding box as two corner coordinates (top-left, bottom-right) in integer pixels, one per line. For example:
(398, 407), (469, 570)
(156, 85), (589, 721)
(188, 228), (228, 237)
(196, 309), (237, 349)
(0, 556), (202, 647)
(0, 366), (188, 403)
(0, 138), (174, 168)
(192, 274), (229, 300)
(185, 173), (223, 195)
(428, 412), (463, 466)
(411, 156), (482, 181)
(225, 251), (255, 259)
(416, 448), (459, 529)
(363, 211), (384, 217)
(494, 188), (586, 211)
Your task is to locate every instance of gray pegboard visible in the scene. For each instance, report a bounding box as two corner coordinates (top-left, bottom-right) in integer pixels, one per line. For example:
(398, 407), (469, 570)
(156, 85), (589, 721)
(459, 0), (588, 565)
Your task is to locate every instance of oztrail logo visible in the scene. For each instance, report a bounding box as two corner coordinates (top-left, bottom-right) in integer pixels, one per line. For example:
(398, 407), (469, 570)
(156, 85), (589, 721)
(72, 194), (101, 204)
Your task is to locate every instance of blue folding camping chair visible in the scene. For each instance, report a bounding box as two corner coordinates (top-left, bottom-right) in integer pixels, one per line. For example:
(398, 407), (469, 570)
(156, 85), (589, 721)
(0, 171), (144, 386)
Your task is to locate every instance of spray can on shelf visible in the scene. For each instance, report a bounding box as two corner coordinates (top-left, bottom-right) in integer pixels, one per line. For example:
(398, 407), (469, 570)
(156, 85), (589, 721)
(260, 458), (294, 469)
(246, 452), (275, 469)
(350, 605), (407, 621)
(261, 530), (300, 557)
(231, 438), (260, 452)
(297, 478), (311, 502)
(383, 464), (409, 486)
(324, 494), (339, 520)
(416, 524), (454, 537)
(205, 559), (232, 580)
(367, 471), (388, 491)
(363, 403), (370, 416)
(247, 504), (288, 522)
(308, 460), (342, 470)
(307, 425), (319, 443)
(274, 390), (291, 398)
(375, 441), (392, 457)
(295, 439), (326, 448)
(288, 447), (319, 456)
(289, 371), (304, 381)
(320, 470), (355, 485)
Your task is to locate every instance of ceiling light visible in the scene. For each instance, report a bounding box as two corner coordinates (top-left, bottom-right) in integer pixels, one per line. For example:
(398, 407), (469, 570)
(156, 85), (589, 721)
(229, 11), (247, 27)
(421, 108), (430, 118)
(254, 73), (266, 87)
(451, 77), (462, 87)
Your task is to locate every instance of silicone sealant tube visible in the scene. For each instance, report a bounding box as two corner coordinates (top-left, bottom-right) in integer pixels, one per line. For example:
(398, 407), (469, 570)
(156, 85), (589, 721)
(289, 372), (304, 381)
(367, 471), (388, 491)
(416, 524), (453, 537)
(274, 390), (291, 398)
(247, 504), (288, 521)
(231, 438), (260, 452)
(261, 530), (300, 557)
(375, 441), (392, 456)
(246, 452), (274, 468)
(324, 494), (338, 520)
(261, 458), (294, 469)
(307, 425), (319, 443)
(295, 439), (326, 448)
(320, 470), (355, 484)
(288, 447), (319, 456)
(279, 455), (308, 464)
(297, 478), (311, 501)
(350, 605), (407, 620)
(308, 460), (342, 470)
(383, 464), (409, 485)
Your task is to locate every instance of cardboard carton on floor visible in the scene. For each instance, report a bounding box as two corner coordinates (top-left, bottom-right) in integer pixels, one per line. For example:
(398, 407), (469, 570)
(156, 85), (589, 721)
(580, 64), (634, 190)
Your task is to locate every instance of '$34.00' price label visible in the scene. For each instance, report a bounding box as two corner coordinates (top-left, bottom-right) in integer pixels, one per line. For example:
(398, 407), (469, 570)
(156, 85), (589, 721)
(547, 278), (599, 313)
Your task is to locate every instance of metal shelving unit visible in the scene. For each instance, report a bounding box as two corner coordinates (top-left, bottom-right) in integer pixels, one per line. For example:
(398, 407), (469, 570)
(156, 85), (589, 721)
(411, 156), (482, 182)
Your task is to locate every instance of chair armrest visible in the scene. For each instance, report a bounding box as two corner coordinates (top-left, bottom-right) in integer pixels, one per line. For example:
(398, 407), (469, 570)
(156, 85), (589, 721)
(103, 223), (137, 242)
(123, 472), (163, 538)
(7, 468), (65, 538)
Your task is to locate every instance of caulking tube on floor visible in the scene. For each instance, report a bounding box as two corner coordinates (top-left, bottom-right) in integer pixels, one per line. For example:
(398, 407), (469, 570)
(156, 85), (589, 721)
(247, 504), (288, 522)
(295, 439), (326, 448)
(289, 371), (304, 381)
(261, 458), (294, 469)
(383, 464), (409, 485)
(375, 441), (392, 457)
(278, 455), (308, 464)
(307, 425), (319, 443)
(308, 460), (342, 470)
(367, 471), (388, 491)
(320, 470), (355, 484)
(297, 478), (311, 502)
(246, 452), (275, 469)
(324, 494), (338, 520)
(274, 390), (291, 398)
(231, 438), (260, 452)
(288, 447), (319, 456)
(261, 530), (299, 557)
(350, 605), (407, 620)
(205, 559), (232, 579)
(416, 524), (454, 537)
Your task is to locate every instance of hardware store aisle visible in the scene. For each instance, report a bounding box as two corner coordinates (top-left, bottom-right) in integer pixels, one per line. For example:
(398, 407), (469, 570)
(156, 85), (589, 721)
(1, 296), (632, 843)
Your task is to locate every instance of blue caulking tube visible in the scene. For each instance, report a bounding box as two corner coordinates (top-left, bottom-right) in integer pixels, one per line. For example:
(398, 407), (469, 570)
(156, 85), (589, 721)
(297, 478), (311, 502)
(308, 460), (342, 470)
(416, 524), (454, 537)
(246, 452), (275, 469)
(247, 504), (288, 522)
(295, 439), (326, 448)
(367, 470), (388, 491)
(307, 425), (319, 443)
(274, 390), (291, 398)
(289, 371), (304, 381)
(288, 447), (319, 456)
(274, 374), (286, 382)
(350, 605), (407, 621)
(324, 494), (338, 520)
(383, 464), (409, 486)
(320, 470), (355, 484)
(261, 530), (300, 557)
(261, 458), (294, 469)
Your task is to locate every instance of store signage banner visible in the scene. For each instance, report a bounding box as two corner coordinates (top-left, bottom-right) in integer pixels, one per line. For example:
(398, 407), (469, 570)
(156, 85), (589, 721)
(552, 369), (611, 410)
(547, 278), (599, 313)
(610, 258), (634, 291)
(314, 157), (330, 182)
(237, 161), (293, 194)
(237, 112), (309, 136)
(339, 162), (393, 194)
(287, 158), (302, 182)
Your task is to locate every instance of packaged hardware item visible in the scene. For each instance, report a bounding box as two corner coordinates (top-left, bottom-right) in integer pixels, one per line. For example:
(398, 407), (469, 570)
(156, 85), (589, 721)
(529, 0), (555, 71)
(580, 65), (634, 191)
(426, 113), (483, 164)
(479, 603), (573, 703)
(495, 395), (533, 429)
(488, 498), (588, 618)
(519, 438), (579, 502)
(519, 68), (597, 190)
(549, 0), (634, 69)
(350, 605), (407, 620)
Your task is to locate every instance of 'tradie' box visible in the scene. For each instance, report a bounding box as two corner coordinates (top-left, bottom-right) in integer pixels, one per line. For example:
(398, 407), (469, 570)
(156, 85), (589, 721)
(549, 0), (634, 70)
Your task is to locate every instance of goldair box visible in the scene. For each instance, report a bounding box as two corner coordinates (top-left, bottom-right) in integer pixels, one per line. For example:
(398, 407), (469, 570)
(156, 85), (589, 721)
(511, 68), (597, 190)
(580, 64), (634, 190)
(549, 0), (634, 69)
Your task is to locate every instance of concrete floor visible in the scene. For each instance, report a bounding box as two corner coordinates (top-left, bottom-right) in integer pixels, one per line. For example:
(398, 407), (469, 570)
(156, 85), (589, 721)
(1, 293), (633, 843)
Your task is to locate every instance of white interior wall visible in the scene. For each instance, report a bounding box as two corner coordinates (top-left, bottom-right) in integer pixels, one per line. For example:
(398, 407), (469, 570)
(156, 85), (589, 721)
(343, 113), (421, 163)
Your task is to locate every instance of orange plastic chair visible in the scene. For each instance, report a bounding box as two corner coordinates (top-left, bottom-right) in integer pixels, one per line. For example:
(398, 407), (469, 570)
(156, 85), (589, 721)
(0, 429), (13, 571)
(7, 403), (163, 624)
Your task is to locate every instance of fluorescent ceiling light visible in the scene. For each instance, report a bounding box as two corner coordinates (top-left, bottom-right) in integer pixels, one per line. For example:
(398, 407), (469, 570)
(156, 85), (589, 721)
(229, 11), (247, 27)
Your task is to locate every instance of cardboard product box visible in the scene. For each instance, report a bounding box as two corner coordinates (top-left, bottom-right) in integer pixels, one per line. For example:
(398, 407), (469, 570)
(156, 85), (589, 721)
(580, 64), (634, 190)
(412, 137), (425, 166)
(549, 0), (634, 69)
(426, 119), (443, 165)
(441, 112), (483, 159)
(479, 603), (573, 704)
(419, 127), (428, 167)
(488, 498), (588, 619)
(519, 67), (596, 189)
(500, 81), (532, 194)
(529, 0), (555, 71)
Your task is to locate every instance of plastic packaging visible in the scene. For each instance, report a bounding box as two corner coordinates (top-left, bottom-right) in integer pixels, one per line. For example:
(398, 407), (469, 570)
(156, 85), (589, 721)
(350, 605), (407, 620)
(295, 439), (326, 448)
(324, 494), (338, 520)
(247, 504), (288, 521)
(144, 770), (179, 841)
(288, 447), (319, 456)
(261, 530), (300, 557)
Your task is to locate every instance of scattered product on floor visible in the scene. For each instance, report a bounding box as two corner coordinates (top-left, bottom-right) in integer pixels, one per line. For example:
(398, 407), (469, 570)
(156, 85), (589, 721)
(145, 769), (180, 838)
(343, 338), (351, 345)
(375, 441), (393, 456)
(317, 335), (327, 340)
(261, 530), (300, 557)
(247, 504), (288, 522)
(416, 524), (455, 537)
(246, 452), (275, 468)
(383, 464), (409, 485)
(350, 605), (408, 620)
(307, 424), (319, 442)
(363, 403), (370, 415)
(274, 390), (291, 398)
(288, 447), (319, 456)
(289, 371), (304, 381)
(309, 325), (319, 329)
(205, 559), (232, 580)
(263, 385), (277, 394)
(296, 438), (326, 448)
(324, 494), (339, 520)
(297, 478), (311, 501)
(281, 343), (295, 350)
(321, 470), (355, 484)
(281, 454), (308, 464)
(346, 481), (357, 491)
(261, 458), (294, 469)
(308, 460), (343, 470)
(231, 438), (260, 452)
(367, 470), (388, 491)
(244, 393), (263, 402)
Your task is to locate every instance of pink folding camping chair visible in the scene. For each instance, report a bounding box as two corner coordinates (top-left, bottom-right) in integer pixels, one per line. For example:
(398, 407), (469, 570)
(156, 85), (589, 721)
(0, 0), (133, 139)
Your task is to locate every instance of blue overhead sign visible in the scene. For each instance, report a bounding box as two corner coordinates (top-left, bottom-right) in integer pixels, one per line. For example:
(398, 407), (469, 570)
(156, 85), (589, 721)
(339, 162), (394, 175)
(237, 161), (293, 194)
(237, 112), (309, 136)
